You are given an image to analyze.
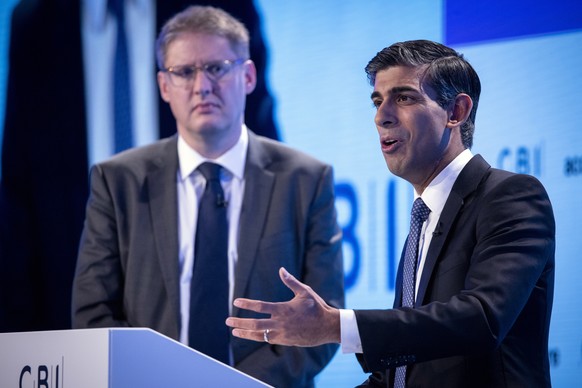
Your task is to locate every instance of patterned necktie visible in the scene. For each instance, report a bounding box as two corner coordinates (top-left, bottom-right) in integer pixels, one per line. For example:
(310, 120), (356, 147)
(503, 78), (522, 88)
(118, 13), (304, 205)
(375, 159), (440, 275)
(394, 197), (431, 388)
(188, 162), (230, 364)
(110, 0), (133, 152)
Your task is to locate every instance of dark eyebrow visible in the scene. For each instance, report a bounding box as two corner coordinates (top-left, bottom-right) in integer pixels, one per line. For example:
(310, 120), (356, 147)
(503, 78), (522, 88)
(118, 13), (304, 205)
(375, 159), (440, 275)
(370, 91), (382, 100)
(370, 86), (420, 100)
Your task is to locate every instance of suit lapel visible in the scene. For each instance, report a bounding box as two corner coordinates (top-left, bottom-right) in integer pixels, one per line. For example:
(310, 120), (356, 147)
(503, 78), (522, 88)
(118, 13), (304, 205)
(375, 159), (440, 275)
(415, 155), (491, 306)
(146, 137), (181, 323)
(233, 132), (275, 312)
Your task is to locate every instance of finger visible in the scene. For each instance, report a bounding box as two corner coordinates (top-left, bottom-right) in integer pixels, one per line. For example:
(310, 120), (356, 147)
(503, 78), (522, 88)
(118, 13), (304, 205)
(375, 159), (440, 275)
(233, 298), (280, 315)
(230, 328), (267, 343)
(231, 327), (284, 345)
(279, 267), (310, 296)
(225, 317), (271, 331)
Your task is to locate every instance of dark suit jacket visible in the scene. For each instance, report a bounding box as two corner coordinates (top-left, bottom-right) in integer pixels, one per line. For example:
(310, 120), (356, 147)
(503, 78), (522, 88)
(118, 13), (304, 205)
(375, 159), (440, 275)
(0, 0), (277, 332)
(71, 131), (345, 387)
(355, 155), (555, 388)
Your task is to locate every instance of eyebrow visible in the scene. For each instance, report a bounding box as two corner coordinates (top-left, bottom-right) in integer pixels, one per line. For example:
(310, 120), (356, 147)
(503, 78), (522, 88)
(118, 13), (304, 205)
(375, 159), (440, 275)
(370, 86), (420, 100)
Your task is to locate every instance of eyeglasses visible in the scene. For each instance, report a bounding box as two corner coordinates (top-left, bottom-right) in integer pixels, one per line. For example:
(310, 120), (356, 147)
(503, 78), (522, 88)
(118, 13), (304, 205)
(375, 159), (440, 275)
(161, 59), (246, 88)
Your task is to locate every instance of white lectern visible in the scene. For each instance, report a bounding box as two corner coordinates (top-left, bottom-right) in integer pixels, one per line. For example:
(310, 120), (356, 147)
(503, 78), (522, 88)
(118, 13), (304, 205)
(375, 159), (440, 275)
(0, 328), (272, 387)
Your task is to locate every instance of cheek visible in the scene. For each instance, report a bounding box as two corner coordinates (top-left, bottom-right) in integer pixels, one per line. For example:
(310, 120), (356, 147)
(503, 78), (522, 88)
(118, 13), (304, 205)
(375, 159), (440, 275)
(227, 84), (248, 109)
(168, 93), (192, 118)
(415, 111), (446, 137)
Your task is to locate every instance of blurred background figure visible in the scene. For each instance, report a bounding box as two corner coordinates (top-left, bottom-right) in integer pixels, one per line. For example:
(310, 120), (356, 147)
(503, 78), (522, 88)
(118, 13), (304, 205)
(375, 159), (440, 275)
(71, 5), (344, 386)
(0, 0), (277, 333)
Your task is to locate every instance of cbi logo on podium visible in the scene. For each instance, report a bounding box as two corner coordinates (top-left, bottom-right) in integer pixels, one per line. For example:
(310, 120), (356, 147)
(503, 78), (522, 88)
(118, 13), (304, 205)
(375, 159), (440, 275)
(18, 357), (64, 388)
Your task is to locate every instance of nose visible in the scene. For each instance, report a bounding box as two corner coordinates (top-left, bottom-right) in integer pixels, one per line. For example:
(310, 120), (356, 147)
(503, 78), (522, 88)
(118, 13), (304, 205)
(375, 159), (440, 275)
(193, 69), (212, 96)
(375, 101), (397, 128)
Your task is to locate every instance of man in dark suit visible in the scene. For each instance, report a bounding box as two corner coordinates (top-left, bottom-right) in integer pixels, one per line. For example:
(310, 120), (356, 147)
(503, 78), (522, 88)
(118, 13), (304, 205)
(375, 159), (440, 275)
(0, 0), (276, 332)
(71, 6), (344, 387)
(227, 40), (555, 387)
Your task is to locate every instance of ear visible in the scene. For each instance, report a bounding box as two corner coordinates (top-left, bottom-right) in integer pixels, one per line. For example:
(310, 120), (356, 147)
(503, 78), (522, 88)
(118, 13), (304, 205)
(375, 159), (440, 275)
(243, 60), (257, 95)
(157, 71), (171, 103)
(446, 93), (473, 128)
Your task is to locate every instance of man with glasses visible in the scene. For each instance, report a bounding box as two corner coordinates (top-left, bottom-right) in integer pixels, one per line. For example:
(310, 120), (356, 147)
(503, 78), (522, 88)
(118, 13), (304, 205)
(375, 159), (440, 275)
(72, 6), (344, 387)
(1, 0), (278, 335)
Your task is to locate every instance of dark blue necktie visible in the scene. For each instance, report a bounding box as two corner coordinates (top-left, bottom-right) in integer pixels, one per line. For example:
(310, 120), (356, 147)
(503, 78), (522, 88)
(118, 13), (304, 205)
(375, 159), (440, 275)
(110, 0), (133, 153)
(394, 198), (430, 388)
(188, 162), (230, 364)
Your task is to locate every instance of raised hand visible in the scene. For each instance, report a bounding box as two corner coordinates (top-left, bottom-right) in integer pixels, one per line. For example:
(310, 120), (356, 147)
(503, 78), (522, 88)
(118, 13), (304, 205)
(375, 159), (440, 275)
(226, 267), (341, 347)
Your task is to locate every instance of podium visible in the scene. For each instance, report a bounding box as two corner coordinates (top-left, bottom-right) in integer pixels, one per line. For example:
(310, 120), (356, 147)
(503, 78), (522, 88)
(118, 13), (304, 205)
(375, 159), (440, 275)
(0, 328), (272, 387)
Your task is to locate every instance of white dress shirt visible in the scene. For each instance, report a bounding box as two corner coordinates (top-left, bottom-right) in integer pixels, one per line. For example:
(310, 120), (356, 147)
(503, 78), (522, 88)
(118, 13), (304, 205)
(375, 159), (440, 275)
(81, 0), (158, 166)
(176, 126), (249, 345)
(340, 149), (474, 354)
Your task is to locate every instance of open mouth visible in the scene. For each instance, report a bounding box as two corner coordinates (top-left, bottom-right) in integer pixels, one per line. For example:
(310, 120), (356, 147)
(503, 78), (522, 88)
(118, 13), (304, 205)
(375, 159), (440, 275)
(381, 137), (400, 152)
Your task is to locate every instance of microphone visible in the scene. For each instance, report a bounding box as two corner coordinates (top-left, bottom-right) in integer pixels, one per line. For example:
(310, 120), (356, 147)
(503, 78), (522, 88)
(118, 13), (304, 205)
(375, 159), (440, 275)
(432, 222), (443, 237)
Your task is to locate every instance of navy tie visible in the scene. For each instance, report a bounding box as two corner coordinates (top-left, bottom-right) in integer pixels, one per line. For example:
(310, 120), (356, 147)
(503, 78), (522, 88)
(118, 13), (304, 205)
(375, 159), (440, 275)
(188, 162), (230, 364)
(394, 198), (431, 388)
(110, 0), (133, 152)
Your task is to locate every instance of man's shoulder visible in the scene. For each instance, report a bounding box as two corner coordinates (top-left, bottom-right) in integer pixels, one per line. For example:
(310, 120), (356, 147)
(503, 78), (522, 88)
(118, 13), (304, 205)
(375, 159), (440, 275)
(99, 137), (176, 165)
(464, 154), (549, 199)
(92, 136), (178, 176)
(481, 159), (545, 190)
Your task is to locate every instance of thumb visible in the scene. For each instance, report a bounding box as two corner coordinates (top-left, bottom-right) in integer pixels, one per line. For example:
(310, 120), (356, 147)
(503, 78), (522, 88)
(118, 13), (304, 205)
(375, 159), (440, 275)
(279, 267), (307, 296)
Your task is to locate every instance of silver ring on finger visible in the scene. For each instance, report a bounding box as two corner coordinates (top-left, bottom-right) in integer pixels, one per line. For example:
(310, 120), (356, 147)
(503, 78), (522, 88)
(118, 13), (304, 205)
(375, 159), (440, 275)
(263, 329), (270, 343)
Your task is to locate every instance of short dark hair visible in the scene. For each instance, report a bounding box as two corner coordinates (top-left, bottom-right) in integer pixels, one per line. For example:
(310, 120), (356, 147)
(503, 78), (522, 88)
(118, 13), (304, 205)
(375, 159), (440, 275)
(156, 5), (250, 70)
(365, 40), (481, 149)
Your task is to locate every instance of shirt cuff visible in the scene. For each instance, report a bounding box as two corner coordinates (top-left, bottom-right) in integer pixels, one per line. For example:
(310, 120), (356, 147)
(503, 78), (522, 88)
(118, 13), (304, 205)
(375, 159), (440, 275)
(340, 309), (363, 354)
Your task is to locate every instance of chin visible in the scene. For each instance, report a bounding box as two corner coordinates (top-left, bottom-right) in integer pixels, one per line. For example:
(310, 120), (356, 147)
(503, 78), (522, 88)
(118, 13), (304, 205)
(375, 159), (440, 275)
(385, 163), (405, 180)
(191, 120), (224, 134)
(384, 158), (397, 173)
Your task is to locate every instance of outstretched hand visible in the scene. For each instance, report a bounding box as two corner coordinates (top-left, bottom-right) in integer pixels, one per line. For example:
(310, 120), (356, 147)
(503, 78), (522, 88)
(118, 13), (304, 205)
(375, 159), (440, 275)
(225, 267), (341, 347)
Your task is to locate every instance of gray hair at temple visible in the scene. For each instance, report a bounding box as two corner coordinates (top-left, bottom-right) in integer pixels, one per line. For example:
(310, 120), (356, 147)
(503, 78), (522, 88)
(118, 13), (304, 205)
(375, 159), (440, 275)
(365, 40), (481, 149)
(155, 5), (250, 70)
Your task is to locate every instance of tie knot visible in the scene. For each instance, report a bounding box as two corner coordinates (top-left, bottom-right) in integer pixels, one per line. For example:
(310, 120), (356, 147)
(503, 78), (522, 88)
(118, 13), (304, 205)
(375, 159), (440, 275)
(197, 162), (222, 182)
(411, 197), (431, 223)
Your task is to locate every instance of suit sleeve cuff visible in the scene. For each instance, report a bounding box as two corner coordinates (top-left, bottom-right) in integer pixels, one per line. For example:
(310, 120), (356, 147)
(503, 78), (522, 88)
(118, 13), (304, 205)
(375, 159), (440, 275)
(340, 309), (363, 354)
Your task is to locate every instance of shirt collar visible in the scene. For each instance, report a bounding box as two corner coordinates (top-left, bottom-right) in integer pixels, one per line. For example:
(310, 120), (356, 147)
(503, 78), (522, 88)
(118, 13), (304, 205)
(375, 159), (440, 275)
(416, 149), (473, 215)
(177, 125), (249, 181)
